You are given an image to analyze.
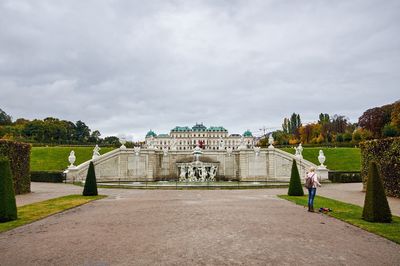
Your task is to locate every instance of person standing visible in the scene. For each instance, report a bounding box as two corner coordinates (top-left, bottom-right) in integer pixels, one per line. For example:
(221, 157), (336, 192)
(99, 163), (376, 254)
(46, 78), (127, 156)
(305, 167), (321, 212)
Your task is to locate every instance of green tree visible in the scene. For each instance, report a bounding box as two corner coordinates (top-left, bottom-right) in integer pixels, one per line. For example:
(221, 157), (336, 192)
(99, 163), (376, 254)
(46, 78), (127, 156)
(362, 162), (391, 223)
(75, 120), (91, 143)
(0, 156), (18, 222)
(104, 136), (120, 146)
(318, 113), (330, 124)
(89, 130), (101, 143)
(83, 161), (98, 196)
(0, 108), (12, 125)
(288, 160), (304, 196)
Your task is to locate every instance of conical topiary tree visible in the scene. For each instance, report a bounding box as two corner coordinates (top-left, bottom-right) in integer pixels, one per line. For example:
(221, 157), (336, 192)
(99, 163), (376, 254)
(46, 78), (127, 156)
(0, 156), (18, 222)
(362, 161), (391, 222)
(288, 159), (304, 196)
(83, 161), (98, 196)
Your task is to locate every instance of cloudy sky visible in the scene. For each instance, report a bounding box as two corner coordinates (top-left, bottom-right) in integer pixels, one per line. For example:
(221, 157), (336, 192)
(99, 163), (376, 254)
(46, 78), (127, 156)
(0, 0), (399, 140)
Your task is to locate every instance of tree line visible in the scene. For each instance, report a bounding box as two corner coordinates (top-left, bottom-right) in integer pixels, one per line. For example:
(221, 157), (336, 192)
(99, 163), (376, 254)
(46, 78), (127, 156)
(0, 109), (121, 146)
(260, 100), (400, 146)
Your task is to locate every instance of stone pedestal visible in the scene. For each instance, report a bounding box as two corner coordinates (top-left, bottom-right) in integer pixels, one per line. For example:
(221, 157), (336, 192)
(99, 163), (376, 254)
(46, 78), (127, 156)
(316, 167), (329, 181)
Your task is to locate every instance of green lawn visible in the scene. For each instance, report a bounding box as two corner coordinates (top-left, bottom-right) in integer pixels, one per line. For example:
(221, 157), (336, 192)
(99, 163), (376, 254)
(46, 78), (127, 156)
(0, 195), (106, 233)
(280, 147), (360, 171)
(30, 146), (115, 171)
(279, 195), (400, 244)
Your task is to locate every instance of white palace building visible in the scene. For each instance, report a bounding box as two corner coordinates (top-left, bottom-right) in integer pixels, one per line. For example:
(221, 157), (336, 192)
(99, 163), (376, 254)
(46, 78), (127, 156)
(145, 123), (255, 151)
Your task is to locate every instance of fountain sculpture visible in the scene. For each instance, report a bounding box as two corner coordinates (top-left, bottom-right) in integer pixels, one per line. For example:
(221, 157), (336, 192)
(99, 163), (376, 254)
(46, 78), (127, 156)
(177, 145), (219, 182)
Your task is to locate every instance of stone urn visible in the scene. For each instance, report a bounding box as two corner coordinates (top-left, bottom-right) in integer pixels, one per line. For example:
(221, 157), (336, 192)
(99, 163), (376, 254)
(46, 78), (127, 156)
(119, 136), (127, 150)
(268, 135), (274, 149)
(68, 151), (76, 168)
(134, 146), (141, 156)
(318, 150), (326, 168)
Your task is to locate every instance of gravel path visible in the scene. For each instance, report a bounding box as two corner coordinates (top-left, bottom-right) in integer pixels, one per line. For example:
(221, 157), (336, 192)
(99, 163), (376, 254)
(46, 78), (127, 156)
(3, 188), (400, 265)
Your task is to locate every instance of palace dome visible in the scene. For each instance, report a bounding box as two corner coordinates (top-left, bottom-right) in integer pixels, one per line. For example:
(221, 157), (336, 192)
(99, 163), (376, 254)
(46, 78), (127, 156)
(243, 130), (253, 137)
(146, 130), (157, 138)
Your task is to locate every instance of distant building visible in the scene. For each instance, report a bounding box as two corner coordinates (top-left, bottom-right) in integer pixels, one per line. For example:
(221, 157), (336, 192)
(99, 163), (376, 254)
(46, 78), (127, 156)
(145, 123), (254, 150)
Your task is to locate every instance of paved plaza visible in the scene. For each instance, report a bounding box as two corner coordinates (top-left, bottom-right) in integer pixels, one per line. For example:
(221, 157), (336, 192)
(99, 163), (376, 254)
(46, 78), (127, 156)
(1, 183), (399, 265)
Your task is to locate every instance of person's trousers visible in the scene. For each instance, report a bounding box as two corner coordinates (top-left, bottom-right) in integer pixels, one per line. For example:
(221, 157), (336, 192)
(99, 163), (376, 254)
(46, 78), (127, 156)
(308, 188), (317, 208)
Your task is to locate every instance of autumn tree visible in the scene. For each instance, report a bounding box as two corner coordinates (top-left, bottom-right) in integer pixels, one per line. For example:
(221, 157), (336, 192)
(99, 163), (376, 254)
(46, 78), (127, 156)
(359, 104), (393, 138)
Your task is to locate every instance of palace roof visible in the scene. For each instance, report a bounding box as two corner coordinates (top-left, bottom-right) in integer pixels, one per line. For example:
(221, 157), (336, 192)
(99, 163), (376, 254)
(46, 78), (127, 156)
(208, 126), (227, 132)
(146, 130), (157, 137)
(192, 123), (207, 131)
(171, 126), (192, 132)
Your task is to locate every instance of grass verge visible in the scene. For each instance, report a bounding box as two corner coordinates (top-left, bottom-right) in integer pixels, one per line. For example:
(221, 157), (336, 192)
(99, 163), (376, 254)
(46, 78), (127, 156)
(279, 147), (360, 171)
(0, 194), (106, 233)
(31, 146), (115, 171)
(278, 195), (400, 244)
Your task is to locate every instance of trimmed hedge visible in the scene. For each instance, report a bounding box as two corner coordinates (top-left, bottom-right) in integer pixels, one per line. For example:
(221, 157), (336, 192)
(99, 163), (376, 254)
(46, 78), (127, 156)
(0, 140), (31, 194)
(0, 156), (18, 222)
(328, 171), (362, 183)
(360, 137), (400, 198)
(288, 160), (304, 196)
(30, 171), (64, 183)
(83, 161), (98, 196)
(362, 161), (392, 222)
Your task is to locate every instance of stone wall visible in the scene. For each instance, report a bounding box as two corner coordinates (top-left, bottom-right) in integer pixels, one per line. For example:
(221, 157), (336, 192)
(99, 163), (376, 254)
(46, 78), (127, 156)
(65, 147), (327, 182)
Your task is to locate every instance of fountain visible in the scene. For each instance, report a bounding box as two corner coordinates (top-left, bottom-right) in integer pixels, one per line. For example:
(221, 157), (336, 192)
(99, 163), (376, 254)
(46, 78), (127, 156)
(177, 145), (219, 182)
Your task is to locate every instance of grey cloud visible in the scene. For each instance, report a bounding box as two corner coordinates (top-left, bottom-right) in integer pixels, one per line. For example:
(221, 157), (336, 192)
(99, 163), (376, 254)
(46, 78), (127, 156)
(0, 0), (399, 140)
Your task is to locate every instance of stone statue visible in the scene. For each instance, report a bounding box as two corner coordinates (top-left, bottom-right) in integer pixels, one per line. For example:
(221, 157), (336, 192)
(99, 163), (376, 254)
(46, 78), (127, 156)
(200, 166), (208, 182)
(254, 147), (261, 156)
(179, 166), (187, 181)
(170, 137), (177, 151)
(193, 145), (202, 162)
(239, 136), (246, 150)
(218, 138), (225, 150)
(148, 136), (156, 149)
(92, 145), (101, 159)
(209, 165), (217, 181)
(226, 147), (233, 156)
(298, 143), (303, 156)
(268, 134), (274, 149)
(294, 143), (303, 159)
(162, 146), (168, 156)
(188, 166), (196, 181)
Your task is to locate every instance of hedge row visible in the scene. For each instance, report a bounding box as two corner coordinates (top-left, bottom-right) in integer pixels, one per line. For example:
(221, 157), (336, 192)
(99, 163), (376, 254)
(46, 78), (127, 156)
(360, 137), (400, 198)
(30, 171), (65, 183)
(0, 140), (31, 194)
(328, 171), (362, 183)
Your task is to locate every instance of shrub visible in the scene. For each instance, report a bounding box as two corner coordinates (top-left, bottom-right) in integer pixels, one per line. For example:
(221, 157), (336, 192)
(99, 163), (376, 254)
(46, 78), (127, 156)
(343, 132), (353, 142)
(0, 140), (31, 194)
(362, 162), (392, 223)
(382, 124), (398, 137)
(288, 160), (304, 196)
(360, 137), (400, 197)
(83, 161), (98, 196)
(352, 130), (362, 142)
(336, 134), (344, 142)
(0, 156), (18, 222)
(30, 171), (64, 183)
(328, 171), (362, 183)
